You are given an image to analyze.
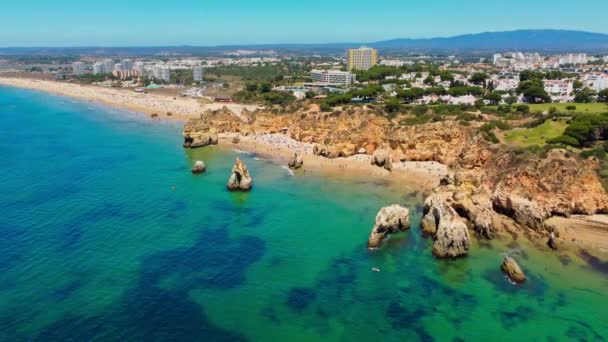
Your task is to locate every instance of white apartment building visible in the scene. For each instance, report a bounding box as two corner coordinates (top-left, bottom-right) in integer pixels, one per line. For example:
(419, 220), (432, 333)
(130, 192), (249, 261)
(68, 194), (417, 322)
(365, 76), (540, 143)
(544, 80), (573, 95)
(120, 59), (134, 70)
(102, 60), (114, 74)
(133, 62), (146, 75)
(379, 59), (407, 67)
(310, 69), (355, 86)
(493, 78), (519, 92)
(114, 63), (123, 71)
(559, 53), (587, 65)
(193, 65), (204, 82)
(92, 60), (115, 74)
(71, 62), (85, 76)
(153, 64), (171, 82)
(93, 62), (104, 75)
(583, 74), (608, 91)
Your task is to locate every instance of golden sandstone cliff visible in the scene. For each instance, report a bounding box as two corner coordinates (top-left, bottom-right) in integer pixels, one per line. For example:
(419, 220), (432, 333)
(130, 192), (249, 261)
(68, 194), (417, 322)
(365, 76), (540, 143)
(184, 106), (608, 249)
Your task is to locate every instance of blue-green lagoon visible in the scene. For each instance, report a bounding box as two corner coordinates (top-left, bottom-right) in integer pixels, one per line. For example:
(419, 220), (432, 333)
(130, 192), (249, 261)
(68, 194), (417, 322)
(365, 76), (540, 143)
(0, 86), (607, 341)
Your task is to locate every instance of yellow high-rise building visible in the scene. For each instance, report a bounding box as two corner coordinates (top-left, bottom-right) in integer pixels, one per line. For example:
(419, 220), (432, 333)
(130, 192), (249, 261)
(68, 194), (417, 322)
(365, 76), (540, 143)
(348, 47), (378, 71)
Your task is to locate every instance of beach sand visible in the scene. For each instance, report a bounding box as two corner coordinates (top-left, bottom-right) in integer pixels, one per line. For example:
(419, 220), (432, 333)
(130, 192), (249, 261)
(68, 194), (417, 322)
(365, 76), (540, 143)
(220, 133), (448, 191)
(546, 215), (608, 253)
(0, 77), (259, 120)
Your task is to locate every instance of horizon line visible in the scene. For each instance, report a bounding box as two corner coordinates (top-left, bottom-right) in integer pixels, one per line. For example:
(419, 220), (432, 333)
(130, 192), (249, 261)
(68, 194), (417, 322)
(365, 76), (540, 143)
(1, 28), (607, 49)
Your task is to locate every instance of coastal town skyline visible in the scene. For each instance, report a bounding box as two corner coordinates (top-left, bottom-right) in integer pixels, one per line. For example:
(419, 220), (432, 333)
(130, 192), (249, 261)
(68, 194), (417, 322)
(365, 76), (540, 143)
(1, 0), (608, 46)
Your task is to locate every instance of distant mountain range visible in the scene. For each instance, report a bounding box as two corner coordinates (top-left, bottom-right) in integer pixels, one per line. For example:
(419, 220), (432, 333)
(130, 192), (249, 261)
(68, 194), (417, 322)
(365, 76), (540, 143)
(1, 30), (608, 56)
(369, 30), (608, 53)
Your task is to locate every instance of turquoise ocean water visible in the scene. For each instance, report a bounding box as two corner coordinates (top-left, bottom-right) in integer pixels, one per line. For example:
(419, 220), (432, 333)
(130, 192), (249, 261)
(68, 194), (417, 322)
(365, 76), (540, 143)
(0, 86), (607, 341)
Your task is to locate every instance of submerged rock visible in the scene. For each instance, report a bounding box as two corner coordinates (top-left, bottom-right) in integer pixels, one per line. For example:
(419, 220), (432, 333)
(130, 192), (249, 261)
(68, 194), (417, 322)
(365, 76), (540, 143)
(227, 158), (253, 191)
(423, 195), (471, 258)
(371, 149), (393, 171)
(368, 205), (410, 248)
(288, 152), (304, 169)
(501, 256), (526, 283)
(191, 160), (206, 174)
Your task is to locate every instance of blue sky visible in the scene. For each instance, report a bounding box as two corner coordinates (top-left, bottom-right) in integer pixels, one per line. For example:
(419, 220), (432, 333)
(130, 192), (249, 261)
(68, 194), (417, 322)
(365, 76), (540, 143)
(1, 0), (607, 46)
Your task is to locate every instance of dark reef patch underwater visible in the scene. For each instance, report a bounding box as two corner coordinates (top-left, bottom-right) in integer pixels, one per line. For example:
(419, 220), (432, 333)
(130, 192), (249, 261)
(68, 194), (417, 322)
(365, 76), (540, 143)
(0, 86), (607, 341)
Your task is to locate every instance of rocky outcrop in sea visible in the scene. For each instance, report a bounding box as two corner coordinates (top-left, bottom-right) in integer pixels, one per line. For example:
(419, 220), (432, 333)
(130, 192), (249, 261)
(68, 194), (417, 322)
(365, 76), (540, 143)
(422, 195), (471, 258)
(182, 106), (608, 248)
(191, 160), (206, 174)
(368, 205), (410, 248)
(227, 158), (253, 191)
(501, 256), (526, 283)
(288, 152), (303, 169)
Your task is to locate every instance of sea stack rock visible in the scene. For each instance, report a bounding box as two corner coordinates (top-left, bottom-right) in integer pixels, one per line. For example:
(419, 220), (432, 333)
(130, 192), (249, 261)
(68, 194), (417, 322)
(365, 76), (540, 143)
(191, 160), (206, 174)
(371, 149), (393, 171)
(547, 231), (558, 250)
(227, 158), (253, 191)
(501, 256), (526, 283)
(423, 195), (471, 258)
(288, 152), (304, 169)
(368, 205), (410, 248)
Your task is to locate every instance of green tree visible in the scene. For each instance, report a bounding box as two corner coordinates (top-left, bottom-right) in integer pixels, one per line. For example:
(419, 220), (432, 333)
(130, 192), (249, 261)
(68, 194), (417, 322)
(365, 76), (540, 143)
(484, 92), (502, 105)
(506, 96), (518, 105)
(260, 82), (272, 93)
(384, 98), (401, 114)
(574, 88), (597, 103)
(469, 72), (489, 88)
(523, 87), (551, 103)
(599, 89), (608, 102)
(246, 83), (258, 92)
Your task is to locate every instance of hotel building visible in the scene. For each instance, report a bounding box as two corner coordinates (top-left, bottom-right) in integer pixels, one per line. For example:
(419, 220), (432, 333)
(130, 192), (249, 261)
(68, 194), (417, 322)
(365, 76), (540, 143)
(310, 69), (355, 86)
(193, 66), (204, 82)
(71, 62), (86, 76)
(348, 47), (378, 71)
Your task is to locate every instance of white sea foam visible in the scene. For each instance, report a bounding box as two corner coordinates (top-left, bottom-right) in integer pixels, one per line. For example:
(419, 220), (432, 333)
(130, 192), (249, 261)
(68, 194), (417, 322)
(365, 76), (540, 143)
(281, 166), (294, 176)
(232, 149), (251, 155)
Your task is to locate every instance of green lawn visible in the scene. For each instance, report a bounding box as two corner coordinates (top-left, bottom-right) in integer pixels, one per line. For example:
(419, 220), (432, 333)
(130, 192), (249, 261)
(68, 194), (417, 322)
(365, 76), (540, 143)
(502, 120), (568, 147)
(520, 103), (608, 114)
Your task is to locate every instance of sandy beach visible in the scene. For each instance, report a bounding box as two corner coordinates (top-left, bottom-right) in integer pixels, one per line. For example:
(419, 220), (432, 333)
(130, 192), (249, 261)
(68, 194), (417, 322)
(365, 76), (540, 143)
(0, 77), (259, 120)
(219, 132), (449, 191)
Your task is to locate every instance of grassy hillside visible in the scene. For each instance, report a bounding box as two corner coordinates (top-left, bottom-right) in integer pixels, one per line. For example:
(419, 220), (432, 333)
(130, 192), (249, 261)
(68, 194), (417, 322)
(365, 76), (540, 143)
(502, 120), (568, 147)
(524, 103), (608, 114)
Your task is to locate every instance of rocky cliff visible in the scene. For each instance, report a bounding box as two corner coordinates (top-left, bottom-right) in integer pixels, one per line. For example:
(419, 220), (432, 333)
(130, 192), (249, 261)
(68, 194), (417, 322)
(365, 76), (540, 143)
(183, 106), (608, 241)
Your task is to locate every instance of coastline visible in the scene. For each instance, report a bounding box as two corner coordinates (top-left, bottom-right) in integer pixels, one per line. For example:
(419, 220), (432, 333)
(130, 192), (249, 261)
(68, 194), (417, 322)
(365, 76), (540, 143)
(0, 76), (446, 191)
(0, 77), (259, 121)
(219, 133), (449, 191)
(2, 77), (608, 254)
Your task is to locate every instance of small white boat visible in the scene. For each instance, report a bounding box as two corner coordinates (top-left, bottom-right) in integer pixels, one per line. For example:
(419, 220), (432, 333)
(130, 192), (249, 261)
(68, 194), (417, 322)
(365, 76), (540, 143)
(371, 267), (381, 272)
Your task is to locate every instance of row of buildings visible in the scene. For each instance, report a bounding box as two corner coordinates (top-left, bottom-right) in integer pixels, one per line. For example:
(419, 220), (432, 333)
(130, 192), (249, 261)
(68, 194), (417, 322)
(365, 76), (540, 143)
(492, 52), (600, 70)
(71, 60), (204, 83)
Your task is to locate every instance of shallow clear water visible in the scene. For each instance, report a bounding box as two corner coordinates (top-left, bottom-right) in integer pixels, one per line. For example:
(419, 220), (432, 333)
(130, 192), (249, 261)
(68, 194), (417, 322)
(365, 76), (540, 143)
(0, 86), (607, 341)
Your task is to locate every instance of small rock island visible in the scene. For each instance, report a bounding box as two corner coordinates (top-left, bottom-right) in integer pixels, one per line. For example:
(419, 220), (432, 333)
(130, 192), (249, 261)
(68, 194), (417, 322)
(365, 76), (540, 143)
(227, 158), (253, 191)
